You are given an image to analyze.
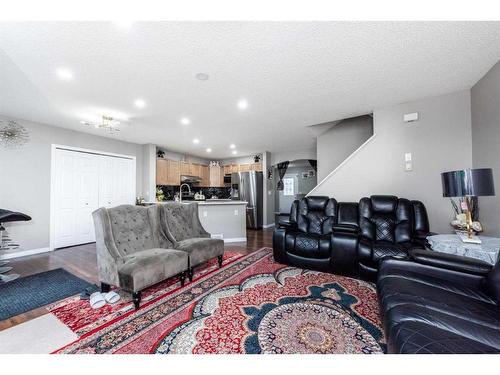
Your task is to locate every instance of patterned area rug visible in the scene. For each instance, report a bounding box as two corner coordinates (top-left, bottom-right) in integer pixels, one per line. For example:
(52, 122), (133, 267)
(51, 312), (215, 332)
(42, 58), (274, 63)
(53, 248), (385, 354)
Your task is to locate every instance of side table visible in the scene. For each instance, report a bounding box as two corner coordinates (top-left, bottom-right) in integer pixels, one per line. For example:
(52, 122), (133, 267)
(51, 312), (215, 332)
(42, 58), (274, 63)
(427, 234), (500, 265)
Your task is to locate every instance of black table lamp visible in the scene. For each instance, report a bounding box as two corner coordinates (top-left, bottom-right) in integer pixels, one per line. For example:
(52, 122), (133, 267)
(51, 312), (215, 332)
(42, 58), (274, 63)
(441, 168), (495, 239)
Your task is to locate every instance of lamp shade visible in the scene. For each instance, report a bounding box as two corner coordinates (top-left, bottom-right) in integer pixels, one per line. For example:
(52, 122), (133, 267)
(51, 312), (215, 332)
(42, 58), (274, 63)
(441, 168), (495, 197)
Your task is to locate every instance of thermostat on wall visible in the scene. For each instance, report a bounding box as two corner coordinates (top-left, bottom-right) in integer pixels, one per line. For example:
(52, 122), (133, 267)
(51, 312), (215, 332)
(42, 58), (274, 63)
(403, 112), (419, 123)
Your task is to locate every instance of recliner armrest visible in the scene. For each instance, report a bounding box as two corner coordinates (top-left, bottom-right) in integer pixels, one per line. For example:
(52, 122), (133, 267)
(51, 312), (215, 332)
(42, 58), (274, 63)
(410, 248), (492, 276)
(332, 224), (359, 234)
(278, 220), (297, 230)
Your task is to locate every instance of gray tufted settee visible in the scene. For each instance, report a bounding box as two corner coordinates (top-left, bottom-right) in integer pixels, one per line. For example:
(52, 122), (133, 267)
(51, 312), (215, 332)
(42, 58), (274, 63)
(158, 202), (225, 281)
(92, 204), (188, 309)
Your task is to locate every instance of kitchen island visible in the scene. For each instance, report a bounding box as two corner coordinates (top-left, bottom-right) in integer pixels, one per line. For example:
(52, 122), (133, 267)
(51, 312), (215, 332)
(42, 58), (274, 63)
(148, 200), (248, 243)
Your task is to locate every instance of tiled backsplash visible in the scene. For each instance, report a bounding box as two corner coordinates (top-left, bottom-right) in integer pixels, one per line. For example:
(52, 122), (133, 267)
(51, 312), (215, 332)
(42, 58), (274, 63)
(158, 185), (231, 200)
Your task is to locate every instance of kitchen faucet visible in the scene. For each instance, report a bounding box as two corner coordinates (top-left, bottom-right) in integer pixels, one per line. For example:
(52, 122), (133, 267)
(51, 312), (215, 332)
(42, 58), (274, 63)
(179, 183), (191, 202)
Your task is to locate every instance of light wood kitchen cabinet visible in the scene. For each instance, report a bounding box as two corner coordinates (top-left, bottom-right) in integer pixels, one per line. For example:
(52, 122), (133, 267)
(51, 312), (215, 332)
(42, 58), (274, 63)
(156, 159), (180, 185)
(238, 163), (251, 172)
(251, 162), (262, 171)
(180, 161), (190, 176)
(223, 165), (231, 175)
(156, 159), (168, 185)
(209, 165), (225, 187)
(200, 165), (210, 186)
(167, 160), (180, 185)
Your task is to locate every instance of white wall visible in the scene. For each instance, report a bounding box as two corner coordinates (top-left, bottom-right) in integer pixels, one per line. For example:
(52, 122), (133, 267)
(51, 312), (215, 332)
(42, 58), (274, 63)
(471, 60), (500, 236)
(0, 115), (144, 252)
(317, 115), (373, 181)
(311, 90), (472, 234)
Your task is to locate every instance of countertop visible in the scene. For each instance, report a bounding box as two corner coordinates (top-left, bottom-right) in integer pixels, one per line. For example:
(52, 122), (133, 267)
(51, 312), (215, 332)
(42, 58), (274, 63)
(145, 200), (247, 206)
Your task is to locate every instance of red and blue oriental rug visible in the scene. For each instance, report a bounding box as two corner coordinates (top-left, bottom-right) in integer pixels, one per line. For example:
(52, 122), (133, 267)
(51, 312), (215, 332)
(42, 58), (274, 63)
(53, 248), (385, 354)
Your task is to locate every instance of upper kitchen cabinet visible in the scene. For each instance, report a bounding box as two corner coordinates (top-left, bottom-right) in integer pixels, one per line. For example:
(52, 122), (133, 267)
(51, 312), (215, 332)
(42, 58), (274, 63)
(209, 165), (224, 187)
(180, 161), (190, 176)
(200, 165), (210, 186)
(157, 159), (180, 185)
(251, 162), (262, 171)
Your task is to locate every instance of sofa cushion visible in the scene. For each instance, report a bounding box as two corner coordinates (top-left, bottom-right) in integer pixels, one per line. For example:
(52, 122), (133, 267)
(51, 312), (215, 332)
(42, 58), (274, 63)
(118, 248), (188, 291)
(388, 320), (500, 354)
(285, 232), (331, 259)
(385, 304), (500, 352)
(175, 238), (224, 267)
(378, 276), (499, 329)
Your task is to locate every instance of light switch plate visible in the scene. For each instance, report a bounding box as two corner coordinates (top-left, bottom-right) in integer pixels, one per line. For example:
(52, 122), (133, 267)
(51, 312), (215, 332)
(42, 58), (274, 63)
(234, 209), (238, 215)
(405, 152), (412, 162)
(203, 210), (208, 217)
(403, 112), (419, 122)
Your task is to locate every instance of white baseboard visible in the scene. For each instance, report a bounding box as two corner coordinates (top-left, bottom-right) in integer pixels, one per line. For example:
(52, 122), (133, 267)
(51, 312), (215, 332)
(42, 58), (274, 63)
(263, 223), (275, 229)
(0, 247), (51, 260)
(223, 237), (247, 243)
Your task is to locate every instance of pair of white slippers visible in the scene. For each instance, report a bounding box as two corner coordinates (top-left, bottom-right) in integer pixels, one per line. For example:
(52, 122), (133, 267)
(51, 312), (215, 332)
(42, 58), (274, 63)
(90, 291), (121, 309)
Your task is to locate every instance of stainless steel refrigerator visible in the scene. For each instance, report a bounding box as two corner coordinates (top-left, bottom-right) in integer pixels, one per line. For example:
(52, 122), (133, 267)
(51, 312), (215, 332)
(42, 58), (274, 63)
(231, 171), (263, 229)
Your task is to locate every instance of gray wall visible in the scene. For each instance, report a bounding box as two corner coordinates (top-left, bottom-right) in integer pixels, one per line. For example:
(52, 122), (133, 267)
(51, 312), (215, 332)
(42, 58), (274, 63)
(271, 147), (317, 166)
(311, 90), (472, 234)
(317, 115), (373, 181)
(471, 60), (500, 235)
(0, 115), (144, 251)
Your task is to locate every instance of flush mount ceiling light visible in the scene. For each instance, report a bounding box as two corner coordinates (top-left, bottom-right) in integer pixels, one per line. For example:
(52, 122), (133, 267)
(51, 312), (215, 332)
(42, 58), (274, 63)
(56, 68), (73, 81)
(195, 73), (210, 81)
(193, 138), (200, 144)
(206, 148), (212, 153)
(232, 150), (238, 155)
(134, 99), (146, 108)
(81, 115), (120, 133)
(229, 144), (236, 149)
(180, 117), (190, 125)
(0, 120), (29, 149)
(237, 99), (248, 110)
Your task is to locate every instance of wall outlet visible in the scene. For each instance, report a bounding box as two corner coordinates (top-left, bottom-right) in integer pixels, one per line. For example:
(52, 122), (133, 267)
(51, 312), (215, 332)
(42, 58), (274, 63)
(405, 161), (413, 171)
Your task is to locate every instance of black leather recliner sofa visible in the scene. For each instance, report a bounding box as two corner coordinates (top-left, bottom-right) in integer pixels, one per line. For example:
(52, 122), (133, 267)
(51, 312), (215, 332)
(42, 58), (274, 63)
(377, 250), (500, 353)
(273, 195), (434, 280)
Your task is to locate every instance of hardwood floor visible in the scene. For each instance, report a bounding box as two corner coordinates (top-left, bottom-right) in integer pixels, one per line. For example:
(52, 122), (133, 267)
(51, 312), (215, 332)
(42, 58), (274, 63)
(0, 229), (273, 331)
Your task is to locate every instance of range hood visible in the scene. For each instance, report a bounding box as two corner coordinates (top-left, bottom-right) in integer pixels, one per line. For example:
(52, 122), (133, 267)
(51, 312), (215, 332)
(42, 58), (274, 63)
(181, 175), (202, 183)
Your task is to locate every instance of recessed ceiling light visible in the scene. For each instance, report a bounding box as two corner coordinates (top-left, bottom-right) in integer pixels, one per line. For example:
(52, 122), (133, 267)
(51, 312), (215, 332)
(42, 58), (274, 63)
(196, 73), (210, 81)
(237, 99), (248, 110)
(181, 117), (190, 125)
(229, 144), (236, 149)
(134, 99), (146, 108)
(232, 150), (238, 155)
(193, 138), (200, 144)
(206, 148), (212, 153)
(56, 68), (73, 81)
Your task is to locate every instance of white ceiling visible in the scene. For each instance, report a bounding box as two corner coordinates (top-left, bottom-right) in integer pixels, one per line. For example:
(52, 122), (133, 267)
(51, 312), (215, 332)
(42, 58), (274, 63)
(1, 22), (500, 159)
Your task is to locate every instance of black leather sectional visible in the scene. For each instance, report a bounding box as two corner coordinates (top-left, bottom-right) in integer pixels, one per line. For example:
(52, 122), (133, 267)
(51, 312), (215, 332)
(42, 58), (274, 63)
(378, 250), (500, 353)
(273, 195), (433, 280)
(272, 195), (500, 354)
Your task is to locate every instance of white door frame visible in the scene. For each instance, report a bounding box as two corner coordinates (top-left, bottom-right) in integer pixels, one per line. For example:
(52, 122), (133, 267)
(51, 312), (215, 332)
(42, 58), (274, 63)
(50, 144), (137, 251)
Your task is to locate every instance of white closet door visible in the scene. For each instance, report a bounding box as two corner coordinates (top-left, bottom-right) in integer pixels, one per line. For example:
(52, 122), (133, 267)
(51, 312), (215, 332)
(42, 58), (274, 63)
(98, 156), (116, 208)
(54, 150), (99, 248)
(113, 157), (135, 206)
(53, 148), (135, 249)
(74, 154), (99, 244)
